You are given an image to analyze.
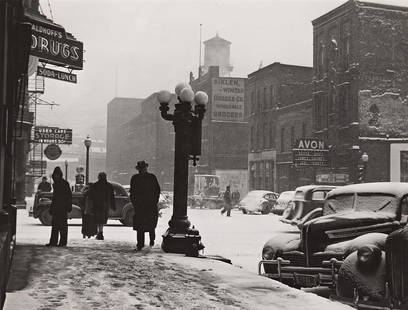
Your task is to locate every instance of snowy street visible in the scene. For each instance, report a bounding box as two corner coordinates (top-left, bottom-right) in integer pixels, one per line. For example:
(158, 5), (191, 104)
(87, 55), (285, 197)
(4, 204), (352, 309)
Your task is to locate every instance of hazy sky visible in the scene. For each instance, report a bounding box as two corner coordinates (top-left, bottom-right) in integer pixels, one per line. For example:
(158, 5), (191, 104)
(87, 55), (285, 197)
(36, 0), (407, 136)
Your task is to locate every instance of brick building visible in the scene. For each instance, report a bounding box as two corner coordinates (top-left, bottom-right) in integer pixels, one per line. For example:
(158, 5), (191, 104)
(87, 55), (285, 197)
(312, 0), (408, 183)
(106, 97), (143, 183)
(247, 62), (313, 192)
(190, 66), (249, 195)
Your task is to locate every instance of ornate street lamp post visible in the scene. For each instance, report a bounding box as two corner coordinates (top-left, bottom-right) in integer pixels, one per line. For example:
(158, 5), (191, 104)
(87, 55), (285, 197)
(83, 135), (92, 184)
(157, 83), (208, 256)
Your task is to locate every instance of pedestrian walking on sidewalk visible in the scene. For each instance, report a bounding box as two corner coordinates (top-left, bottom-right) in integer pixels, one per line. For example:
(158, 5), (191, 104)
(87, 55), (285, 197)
(46, 167), (72, 247)
(81, 185), (97, 238)
(221, 186), (232, 217)
(89, 172), (116, 240)
(130, 161), (161, 251)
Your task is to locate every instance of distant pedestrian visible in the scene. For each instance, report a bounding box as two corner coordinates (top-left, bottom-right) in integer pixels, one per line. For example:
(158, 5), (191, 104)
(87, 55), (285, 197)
(130, 161), (161, 251)
(89, 172), (116, 240)
(81, 184), (97, 239)
(46, 167), (72, 247)
(221, 186), (232, 217)
(37, 176), (52, 192)
(231, 189), (241, 207)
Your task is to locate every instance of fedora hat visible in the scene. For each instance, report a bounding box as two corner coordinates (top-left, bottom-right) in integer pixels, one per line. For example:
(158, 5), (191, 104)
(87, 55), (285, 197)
(135, 161), (148, 169)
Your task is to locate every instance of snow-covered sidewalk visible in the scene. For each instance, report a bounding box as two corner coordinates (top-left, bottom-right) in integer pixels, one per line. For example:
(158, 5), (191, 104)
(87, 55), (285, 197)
(5, 238), (352, 310)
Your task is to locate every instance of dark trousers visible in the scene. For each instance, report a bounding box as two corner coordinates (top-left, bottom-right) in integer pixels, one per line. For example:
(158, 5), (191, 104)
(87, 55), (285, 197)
(49, 214), (68, 245)
(221, 204), (232, 216)
(137, 230), (155, 248)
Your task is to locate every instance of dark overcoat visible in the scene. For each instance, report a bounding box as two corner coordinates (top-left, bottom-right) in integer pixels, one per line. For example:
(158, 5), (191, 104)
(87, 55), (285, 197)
(130, 173), (161, 231)
(50, 179), (72, 217)
(89, 180), (115, 225)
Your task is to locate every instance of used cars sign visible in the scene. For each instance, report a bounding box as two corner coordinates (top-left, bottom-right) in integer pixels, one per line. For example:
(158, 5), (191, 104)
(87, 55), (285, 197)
(34, 126), (73, 144)
(293, 138), (328, 167)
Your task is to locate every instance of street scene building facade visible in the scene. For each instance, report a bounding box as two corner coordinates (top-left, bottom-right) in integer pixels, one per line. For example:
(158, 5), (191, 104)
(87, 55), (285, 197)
(312, 0), (408, 184)
(247, 63), (313, 192)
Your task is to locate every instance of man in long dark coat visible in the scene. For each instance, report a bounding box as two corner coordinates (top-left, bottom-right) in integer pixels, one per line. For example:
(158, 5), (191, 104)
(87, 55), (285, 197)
(89, 172), (115, 240)
(130, 161), (161, 251)
(46, 167), (72, 247)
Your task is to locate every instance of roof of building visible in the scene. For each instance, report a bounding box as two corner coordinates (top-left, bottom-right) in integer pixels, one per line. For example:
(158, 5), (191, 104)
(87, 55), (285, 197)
(247, 62), (312, 78)
(204, 33), (231, 45)
(312, 0), (408, 26)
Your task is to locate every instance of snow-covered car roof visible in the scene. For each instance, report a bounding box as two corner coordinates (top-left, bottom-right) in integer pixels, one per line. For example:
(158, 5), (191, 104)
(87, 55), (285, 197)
(294, 185), (337, 193)
(244, 190), (279, 197)
(326, 182), (408, 199)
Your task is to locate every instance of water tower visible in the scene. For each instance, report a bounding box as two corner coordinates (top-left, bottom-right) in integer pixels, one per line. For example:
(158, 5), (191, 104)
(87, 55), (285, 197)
(202, 33), (233, 77)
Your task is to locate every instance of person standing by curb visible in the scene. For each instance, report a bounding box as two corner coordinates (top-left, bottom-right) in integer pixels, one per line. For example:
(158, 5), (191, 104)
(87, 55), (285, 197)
(89, 172), (116, 240)
(221, 186), (232, 217)
(46, 167), (72, 247)
(130, 161), (161, 251)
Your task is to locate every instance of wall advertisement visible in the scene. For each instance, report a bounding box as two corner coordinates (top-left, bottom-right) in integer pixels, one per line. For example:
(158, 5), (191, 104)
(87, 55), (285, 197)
(211, 78), (245, 122)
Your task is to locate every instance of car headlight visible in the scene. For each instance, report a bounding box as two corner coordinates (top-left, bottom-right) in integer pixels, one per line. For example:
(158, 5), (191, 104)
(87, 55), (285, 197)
(262, 246), (275, 260)
(356, 245), (382, 273)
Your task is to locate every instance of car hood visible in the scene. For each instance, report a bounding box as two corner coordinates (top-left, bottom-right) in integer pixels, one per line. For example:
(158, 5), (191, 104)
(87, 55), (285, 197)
(303, 211), (399, 253)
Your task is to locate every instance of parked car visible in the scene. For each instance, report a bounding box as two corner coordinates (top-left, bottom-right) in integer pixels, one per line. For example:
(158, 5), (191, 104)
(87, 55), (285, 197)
(280, 185), (337, 227)
(258, 182), (408, 289)
(158, 191), (173, 209)
(273, 191), (294, 215)
(238, 190), (279, 214)
(332, 225), (408, 309)
(33, 182), (139, 227)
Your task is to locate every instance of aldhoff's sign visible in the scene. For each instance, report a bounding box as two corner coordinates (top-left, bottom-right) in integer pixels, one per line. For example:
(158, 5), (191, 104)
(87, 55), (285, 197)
(34, 126), (73, 144)
(29, 21), (83, 70)
(211, 78), (245, 122)
(37, 67), (77, 83)
(293, 138), (328, 167)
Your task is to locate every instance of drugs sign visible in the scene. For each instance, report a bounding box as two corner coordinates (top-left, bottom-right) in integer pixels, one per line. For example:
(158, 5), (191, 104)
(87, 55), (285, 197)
(293, 138), (328, 167)
(34, 126), (73, 144)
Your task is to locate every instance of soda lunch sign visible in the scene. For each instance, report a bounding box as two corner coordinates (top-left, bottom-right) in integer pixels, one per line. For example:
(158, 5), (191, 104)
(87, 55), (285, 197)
(293, 138), (328, 167)
(37, 67), (77, 83)
(28, 19), (83, 70)
(34, 126), (73, 145)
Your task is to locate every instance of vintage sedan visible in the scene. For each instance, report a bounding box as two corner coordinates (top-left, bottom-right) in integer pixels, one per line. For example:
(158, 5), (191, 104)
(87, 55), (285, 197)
(32, 182), (134, 226)
(332, 225), (408, 309)
(238, 190), (279, 214)
(259, 182), (408, 289)
(280, 185), (337, 226)
(273, 191), (294, 215)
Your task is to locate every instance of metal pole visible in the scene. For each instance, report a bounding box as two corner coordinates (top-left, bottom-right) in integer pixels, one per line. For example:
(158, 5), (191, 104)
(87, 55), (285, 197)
(85, 146), (89, 184)
(65, 161), (68, 181)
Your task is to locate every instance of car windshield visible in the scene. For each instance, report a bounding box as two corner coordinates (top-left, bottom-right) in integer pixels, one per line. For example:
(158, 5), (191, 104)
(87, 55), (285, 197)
(279, 192), (293, 199)
(324, 193), (397, 215)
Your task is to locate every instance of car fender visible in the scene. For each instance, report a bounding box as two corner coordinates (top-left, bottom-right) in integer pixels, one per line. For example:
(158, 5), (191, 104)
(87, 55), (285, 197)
(33, 201), (51, 218)
(325, 233), (387, 256)
(68, 205), (82, 219)
(297, 208), (323, 228)
(121, 202), (134, 219)
(336, 249), (386, 300)
(262, 233), (301, 259)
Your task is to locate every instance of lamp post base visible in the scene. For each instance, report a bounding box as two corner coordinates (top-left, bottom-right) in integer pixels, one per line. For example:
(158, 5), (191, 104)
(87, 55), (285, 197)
(161, 227), (204, 257)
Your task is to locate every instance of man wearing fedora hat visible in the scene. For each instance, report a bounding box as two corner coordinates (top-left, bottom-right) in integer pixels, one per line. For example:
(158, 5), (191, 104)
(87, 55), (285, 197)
(130, 161), (161, 251)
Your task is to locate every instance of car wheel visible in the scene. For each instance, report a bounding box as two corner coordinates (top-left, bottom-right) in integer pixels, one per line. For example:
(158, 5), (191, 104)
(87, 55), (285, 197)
(39, 208), (52, 226)
(241, 208), (247, 214)
(261, 203), (272, 214)
(121, 208), (134, 227)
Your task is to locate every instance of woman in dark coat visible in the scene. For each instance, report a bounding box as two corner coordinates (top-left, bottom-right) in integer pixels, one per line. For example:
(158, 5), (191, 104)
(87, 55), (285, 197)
(46, 167), (72, 247)
(89, 172), (115, 240)
(130, 161), (161, 250)
(81, 185), (97, 238)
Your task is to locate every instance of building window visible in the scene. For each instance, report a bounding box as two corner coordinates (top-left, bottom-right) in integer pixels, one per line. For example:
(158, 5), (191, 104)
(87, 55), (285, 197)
(318, 43), (325, 77)
(257, 90), (261, 114)
(251, 91), (255, 114)
(270, 123), (275, 148)
(250, 126), (255, 150)
(263, 87), (267, 111)
(290, 126), (295, 149)
(302, 123), (307, 138)
(281, 127), (285, 152)
(270, 85), (275, 109)
(257, 124), (261, 149)
(263, 123), (268, 149)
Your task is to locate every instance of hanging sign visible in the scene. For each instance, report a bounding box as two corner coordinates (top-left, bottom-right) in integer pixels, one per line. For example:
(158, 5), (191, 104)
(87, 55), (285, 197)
(44, 143), (62, 160)
(293, 138), (329, 167)
(37, 66), (77, 83)
(34, 126), (73, 144)
(26, 16), (84, 70)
